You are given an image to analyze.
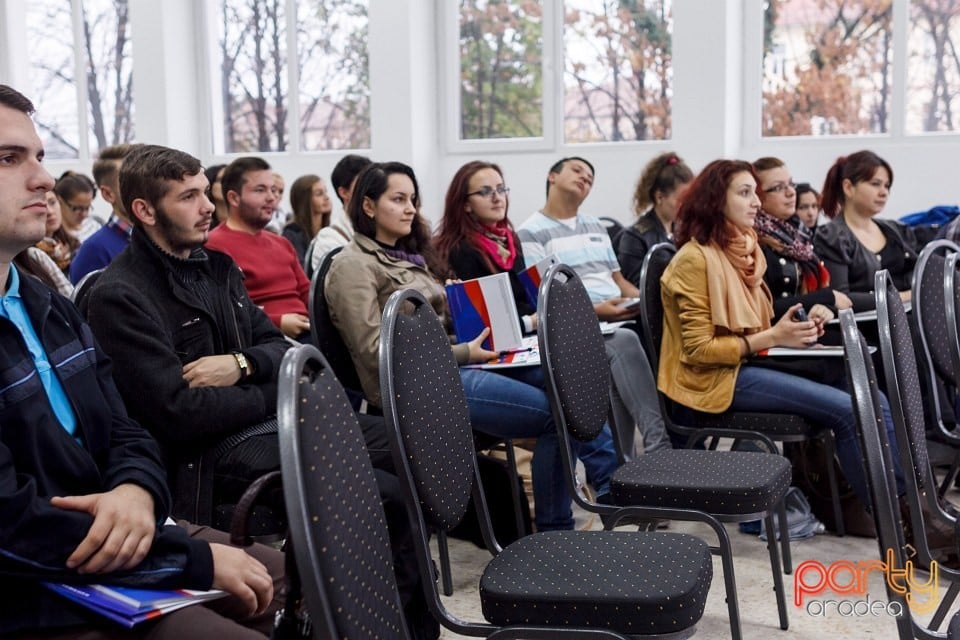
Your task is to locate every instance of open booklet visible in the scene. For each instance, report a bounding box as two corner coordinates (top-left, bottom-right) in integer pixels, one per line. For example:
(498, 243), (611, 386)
(44, 582), (226, 628)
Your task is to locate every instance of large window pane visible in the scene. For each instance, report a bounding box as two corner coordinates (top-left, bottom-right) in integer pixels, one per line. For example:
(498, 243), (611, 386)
(296, 0), (370, 150)
(25, 0), (134, 159)
(215, 0), (289, 152)
(762, 0), (892, 137)
(26, 1), (79, 159)
(563, 0), (673, 142)
(459, 0), (543, 140)
(83, 0), (135, 152)
(907, 0), (960, 133)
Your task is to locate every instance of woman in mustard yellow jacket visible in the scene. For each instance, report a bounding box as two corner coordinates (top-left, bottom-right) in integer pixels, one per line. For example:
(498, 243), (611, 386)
(658, 159), (903, 511)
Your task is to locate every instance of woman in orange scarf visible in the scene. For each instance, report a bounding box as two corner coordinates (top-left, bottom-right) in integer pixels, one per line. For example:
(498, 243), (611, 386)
(658, 159), (902, 511)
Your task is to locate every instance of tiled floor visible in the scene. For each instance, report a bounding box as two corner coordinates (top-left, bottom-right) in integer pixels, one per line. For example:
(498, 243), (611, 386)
(432, 507), (956, 639)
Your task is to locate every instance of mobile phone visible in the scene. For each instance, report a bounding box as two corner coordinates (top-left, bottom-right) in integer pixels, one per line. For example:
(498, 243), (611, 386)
(793, 307), (809, 322)
(616, 297), (641, 311)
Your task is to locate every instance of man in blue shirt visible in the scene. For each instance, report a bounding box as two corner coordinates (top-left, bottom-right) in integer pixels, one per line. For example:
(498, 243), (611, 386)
(0, 84), (283, 639)
(69, 143), (139, 284)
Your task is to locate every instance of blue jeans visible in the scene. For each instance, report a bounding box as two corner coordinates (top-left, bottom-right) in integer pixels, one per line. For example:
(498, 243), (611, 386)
(732, 366), (905, 509)
(459, 368), (617, 531)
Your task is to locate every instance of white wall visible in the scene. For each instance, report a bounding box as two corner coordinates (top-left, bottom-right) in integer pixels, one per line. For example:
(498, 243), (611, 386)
(2, 0), (956, 228)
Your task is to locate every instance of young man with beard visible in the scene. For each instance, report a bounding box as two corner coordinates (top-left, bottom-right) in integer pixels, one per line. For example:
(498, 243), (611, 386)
(205, 157), (311, 340)
(0, 86), (283, 639)
(85, 144), (436, 638)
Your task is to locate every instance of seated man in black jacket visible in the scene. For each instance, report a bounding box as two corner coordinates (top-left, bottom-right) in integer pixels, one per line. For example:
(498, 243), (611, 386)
(0, 84), (282, 639)
(85, 143), (435, 637)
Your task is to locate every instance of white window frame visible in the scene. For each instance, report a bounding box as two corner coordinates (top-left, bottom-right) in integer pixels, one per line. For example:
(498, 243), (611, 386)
(741, 0), (960, 148)
(197, 0), (372, 158)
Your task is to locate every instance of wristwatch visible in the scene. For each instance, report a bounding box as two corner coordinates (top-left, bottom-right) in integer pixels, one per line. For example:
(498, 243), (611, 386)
(232, 351), (250, 379)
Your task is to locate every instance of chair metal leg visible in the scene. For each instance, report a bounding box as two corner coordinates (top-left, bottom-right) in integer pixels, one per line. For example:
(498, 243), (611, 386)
(822, 432), (846, 537)
(937, 452), (960, 499)
(763, 513), (790, 630)
(436, 530), (454, 596)
(708, 521), (743, 640)
(502, 440), (528, 538)
(930, 579), (960, 631)
(777, 501), (792, 574)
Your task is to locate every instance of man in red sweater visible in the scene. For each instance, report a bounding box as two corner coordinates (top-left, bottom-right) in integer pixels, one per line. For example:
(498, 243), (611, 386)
(206, 157), (311, 339)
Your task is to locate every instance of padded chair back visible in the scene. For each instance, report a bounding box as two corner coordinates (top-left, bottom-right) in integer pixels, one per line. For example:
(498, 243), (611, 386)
(537, 263), (610, 442)
(946, 252), (960, 388)
(875, 271), (932, 492)
(277, 344), (409, 640)
(913, 240), (960, 387)
(379, 288), (476, 533)
(839, 310), (915, 640)
(308, 246), (364, 394)
(72, 267), (105, 314)
(638, 242), (676, 373)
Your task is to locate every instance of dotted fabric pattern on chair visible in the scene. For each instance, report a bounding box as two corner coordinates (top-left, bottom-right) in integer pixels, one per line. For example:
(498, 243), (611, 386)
(917, 253), (955, 383)
(540, 270), (610, 442)
(610, 449), (792, 515)
(880, 281), (931, 489)
(479, 530), (712, 635)
(640, 244), (675, 372)
(293, 365), (407, 639)
(692, 410), (816, 436)
(387, 307), (476, 532)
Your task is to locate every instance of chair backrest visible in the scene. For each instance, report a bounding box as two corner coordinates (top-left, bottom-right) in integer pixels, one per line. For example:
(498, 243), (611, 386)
(72, 267), (105, 313)
(597, 215), (624, 249)
(379, 288), (477, 534)
(537, 263), (610, 443)
(946, 252), (960, 388)
(913, 240), (959, 384)
(875, 270), (934, 494)
(308, 245), (364, 394)
(638, 242), (677, 373)
(838, 310), (915, 640)
(277, 344), (409, 640)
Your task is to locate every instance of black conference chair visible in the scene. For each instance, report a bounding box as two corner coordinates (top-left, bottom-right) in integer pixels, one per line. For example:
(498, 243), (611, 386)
(911, 240), (960, 496)
(840, 307), (960, 640)
(874, 270), (960, 629)
(638, 242), (847, 536)
(71, 267), (105, 312)
(380, 287), (714, 639)
(276, 343), (410, 640)
(308, 245), (366, 399)
(538, 263), (791, 640)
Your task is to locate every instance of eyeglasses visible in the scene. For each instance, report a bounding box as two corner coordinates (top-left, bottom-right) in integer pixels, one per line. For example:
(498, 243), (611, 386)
(763, 182), (796, 194)
(467, 185), (510, 199)
(64, 200), (92, 215)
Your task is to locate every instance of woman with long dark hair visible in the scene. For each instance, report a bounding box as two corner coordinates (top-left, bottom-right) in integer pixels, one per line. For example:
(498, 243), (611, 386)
(284, 174), (332, 267)
(325, 161), (618, 532)
(814, 150), (918, 311)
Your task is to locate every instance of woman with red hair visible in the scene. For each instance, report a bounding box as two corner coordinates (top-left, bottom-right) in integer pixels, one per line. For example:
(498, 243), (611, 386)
(659, 159), (903, 512)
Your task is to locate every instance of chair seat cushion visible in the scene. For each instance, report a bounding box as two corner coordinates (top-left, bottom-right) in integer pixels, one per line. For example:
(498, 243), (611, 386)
(610, 450), (792, 515)
(480, 530), (712, 635)
(949, 609), (960, 638)
(693, 411), (816, 437)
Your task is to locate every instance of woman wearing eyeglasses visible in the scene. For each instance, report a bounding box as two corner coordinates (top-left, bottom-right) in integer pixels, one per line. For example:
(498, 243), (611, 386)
(616, 152), (693, 286)
(814, 150), (919, 312)
(434, 161), (537, 330)
(54, 171), (102, 244)
(752, 157), (851, 323)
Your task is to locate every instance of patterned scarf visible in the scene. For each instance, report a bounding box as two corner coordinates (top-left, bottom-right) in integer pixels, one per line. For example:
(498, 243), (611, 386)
(473, 223), (516, 271)
(754, 211), (829, 293)
(701, 224), (774, 333)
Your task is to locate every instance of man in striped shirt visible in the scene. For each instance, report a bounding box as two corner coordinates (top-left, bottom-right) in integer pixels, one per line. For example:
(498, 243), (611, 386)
(518, 156), (673, 458)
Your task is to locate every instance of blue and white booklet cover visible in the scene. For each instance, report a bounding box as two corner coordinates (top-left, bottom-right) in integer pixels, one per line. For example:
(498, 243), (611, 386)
(44, 582), (226, 628)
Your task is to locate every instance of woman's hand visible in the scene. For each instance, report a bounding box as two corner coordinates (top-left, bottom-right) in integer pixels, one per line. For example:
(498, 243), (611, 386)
(832, 290), (853, 310)
(466, 327), (498, 364)
(807, 304), (833, 334)
(770, 303), (820, 348)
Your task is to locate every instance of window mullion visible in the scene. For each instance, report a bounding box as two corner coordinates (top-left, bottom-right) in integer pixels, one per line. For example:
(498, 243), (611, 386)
(890, 0), (907, 137)
(72, 0), (91, 159)
(285, 0), (300, 153)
